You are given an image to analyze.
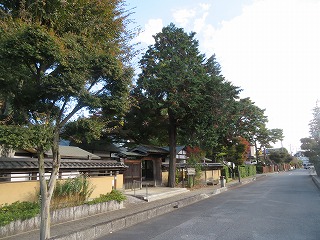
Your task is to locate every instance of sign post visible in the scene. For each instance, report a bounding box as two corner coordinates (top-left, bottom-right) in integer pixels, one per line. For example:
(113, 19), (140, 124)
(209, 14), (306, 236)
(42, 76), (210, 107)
(187, 168), (196, 187)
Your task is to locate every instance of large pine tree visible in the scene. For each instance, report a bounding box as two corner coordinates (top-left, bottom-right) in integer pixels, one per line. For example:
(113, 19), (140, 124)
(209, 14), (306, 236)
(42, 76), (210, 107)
(134, 23), (212, 187)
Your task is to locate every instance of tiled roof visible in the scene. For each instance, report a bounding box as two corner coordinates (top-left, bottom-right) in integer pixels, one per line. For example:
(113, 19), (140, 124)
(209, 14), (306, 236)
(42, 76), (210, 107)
(0, 158), (127, 172)
(117, 151), (145, 158)
(162, 146), (186, 153)
(45, 146), (101, 160)
(130, 145), (169, 155)
(72, 142), (121, 153)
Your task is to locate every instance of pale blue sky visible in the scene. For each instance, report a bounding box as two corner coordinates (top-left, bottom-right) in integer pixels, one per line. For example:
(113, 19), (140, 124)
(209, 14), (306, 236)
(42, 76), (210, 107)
(126, 0), (320, 153)
(127, 0), (253, 28)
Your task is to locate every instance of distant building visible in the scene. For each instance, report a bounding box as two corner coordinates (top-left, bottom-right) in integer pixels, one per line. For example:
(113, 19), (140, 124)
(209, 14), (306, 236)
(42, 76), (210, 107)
(294, 151), (310, 167)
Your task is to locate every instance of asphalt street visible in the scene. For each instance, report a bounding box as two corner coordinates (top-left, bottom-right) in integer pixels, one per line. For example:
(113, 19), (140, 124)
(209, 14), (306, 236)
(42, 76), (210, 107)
(98, 169), (320, 240)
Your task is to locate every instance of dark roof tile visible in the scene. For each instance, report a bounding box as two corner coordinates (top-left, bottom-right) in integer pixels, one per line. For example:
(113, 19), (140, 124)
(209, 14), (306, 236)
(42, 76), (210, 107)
(0, 158), (127, 172)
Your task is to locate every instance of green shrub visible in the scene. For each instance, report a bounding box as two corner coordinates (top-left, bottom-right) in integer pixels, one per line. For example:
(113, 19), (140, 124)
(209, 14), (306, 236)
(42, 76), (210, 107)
(186, 153), (202, 186)
(0, 189), (125, 227)
(248, 165), (256, 176)
(238, 165), (256, 178)
(87, 190), (126, 205)
(51, 175), (94, 208)
(0, 201), (40, 226)
(256, 165), (263, 173)
(222, 165), (230, 182)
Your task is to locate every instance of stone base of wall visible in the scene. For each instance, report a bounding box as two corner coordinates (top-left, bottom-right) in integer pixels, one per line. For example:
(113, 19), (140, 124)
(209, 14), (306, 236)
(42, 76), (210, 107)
(0, 200), (123, 238)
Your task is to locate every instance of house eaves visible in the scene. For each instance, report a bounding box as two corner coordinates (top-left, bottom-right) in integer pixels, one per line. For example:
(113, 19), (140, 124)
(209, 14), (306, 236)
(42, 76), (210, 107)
(130, 145), (169, 155)
(0, 158), (127, 173)
(162, 146), (185, 153)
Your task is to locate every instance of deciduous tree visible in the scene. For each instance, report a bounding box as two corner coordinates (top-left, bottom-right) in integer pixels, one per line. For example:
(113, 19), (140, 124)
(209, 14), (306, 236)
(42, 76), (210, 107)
(0, 1), (133, 239)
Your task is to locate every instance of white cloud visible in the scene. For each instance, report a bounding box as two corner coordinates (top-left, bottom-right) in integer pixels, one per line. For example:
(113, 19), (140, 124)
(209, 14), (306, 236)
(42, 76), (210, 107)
(200, 0), (320, 149)
(194, 12), (209, 33)
(135, 19), (164, 45)
(199, 3), (211, 11)
(173, 4), (211, 34)
(173, 9), (196, 27)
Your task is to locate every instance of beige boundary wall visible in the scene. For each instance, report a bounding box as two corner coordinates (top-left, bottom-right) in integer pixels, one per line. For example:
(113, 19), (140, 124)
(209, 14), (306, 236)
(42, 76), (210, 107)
(200, 169), (221, 183)
(162, 171), (169, 186)
(161, 169), (221, 187)
(0, 181), (40, 205)
(0, 174), (124, 205)
(90, 174), (124, 199)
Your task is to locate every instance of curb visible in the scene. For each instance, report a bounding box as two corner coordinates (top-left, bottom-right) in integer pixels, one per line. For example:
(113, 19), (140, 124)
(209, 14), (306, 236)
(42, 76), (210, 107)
(51, 188), (228, 240)
(139, 188), (190, 202)
(311, 175), (320, 189)
(50, 177), (257, 240)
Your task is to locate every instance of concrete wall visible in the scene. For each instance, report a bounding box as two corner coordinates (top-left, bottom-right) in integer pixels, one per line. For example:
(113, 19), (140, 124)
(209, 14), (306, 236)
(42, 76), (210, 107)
(0, 174), (124, 205)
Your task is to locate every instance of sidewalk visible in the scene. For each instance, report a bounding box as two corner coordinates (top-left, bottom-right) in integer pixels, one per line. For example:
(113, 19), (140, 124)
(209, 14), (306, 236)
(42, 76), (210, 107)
(1, 176), (262, 240)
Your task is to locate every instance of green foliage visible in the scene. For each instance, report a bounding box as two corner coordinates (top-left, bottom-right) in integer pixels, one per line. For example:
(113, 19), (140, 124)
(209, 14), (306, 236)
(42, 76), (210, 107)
(87, 190), (126, 205)
(256, 165), (264, 174)
(211, 97), (280, 164)
(51, 176), (94, 208)
(0, 124), (53, 152)
(238, 165), (257, 178)
(187, 175), (194, 188)
(0, 189), (125, 226)
(222, 165), (230, 182)
(175, 169), (180, 185)
(268, 148), (292, 164)
(0, 0), (134, 144)
(247, 165), (257, 176)
(1, 3), (134, 236)
(186, 151), (203, 185)
(301, 104), (320, 165)
(0, 201), (40, 227)
(127, 23), (209, 145)
(61, 117), (106, 144)
(131, 23), (214, 187)
(222, 137), (250, 165)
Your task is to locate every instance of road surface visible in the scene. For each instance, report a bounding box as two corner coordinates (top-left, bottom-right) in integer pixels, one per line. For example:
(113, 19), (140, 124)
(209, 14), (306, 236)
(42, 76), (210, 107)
(98, 170), (320, 240)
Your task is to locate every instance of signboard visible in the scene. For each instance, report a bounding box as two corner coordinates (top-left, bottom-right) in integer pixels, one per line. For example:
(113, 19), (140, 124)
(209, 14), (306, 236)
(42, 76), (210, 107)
(187, 168), (196, 175)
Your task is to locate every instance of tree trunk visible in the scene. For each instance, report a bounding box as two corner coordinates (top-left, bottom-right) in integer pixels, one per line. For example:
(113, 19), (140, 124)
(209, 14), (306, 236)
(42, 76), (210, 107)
(39, 127), (61, 240)
(48, 128), (61, 198)
(254, 141), (259, 161)
(168, 114), (177, 188)
(38, 152), (50, 240)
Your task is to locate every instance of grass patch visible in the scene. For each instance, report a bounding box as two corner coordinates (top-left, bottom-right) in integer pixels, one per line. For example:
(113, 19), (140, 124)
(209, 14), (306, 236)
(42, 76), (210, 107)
(0, 190), (126, 227)
(51, 176), (94, 209)
(0, 201), (40, 227)
(87, 190), (126, 205)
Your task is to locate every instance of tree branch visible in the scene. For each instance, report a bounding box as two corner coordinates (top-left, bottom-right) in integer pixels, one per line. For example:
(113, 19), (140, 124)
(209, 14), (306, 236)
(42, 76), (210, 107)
(60, 103), (83, 127)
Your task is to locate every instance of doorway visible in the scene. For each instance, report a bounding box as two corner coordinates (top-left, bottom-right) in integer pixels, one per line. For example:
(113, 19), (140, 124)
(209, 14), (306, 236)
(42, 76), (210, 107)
(142, 160), (154, 180)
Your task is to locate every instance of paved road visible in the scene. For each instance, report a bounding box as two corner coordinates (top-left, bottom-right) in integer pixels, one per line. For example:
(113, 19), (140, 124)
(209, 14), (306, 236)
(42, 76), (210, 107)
(98, 170), (320, 240)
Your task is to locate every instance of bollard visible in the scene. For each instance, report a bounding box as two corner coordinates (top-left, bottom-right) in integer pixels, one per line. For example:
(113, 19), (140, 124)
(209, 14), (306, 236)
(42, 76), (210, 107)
(220, 176), (226, 188)
(146, 183), (149, 200)
(133, 180), (136, 196)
